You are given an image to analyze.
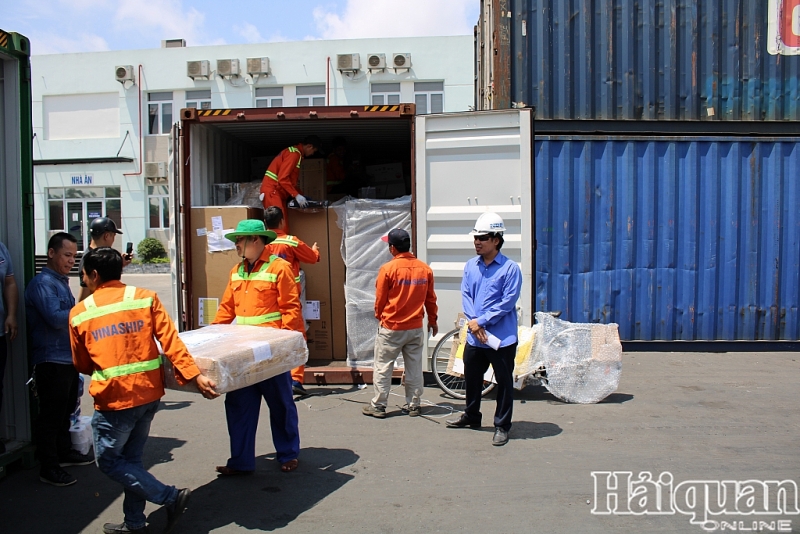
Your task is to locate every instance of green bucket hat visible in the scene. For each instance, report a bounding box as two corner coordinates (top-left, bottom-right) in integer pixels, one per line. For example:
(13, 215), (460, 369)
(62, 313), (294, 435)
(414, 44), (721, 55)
(224, 219), (277, 242)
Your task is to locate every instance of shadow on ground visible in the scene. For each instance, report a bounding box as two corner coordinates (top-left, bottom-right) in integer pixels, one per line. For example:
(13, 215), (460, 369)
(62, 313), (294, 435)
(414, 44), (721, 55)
(170, 447), (358, 532)
(0, 436), (185, 533)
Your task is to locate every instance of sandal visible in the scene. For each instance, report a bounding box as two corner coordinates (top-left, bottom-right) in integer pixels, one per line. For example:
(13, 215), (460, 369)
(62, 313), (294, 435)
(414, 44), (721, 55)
(216, 465), (254, 476)
(280, 459), (299, 473)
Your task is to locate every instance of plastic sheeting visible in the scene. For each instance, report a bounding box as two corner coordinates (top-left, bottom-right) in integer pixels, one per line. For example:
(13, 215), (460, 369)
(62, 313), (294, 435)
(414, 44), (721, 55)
(164, 324), (308, 394)
(331, 196), (412, 366)
(222, 181), (262, 207)
(533, 312), (622, 404)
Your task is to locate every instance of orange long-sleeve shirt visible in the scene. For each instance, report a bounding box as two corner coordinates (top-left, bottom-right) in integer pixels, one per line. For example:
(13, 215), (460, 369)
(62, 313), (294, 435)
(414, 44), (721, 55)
(265, 229), (320, 279)
(260, 144), (304, 201)
(374, 252), (438, 331)
(212, 248), (305, 336)
(69, 281), (201, 411)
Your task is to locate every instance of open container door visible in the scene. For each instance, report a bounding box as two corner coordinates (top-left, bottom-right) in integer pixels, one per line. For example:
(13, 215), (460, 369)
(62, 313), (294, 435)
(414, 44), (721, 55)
(415, 109), (533, 357)
(168, 121), (184, 325)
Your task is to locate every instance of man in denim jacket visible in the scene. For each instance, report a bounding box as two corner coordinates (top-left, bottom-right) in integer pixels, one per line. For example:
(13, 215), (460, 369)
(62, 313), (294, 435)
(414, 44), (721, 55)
(25, 232), (94, 486)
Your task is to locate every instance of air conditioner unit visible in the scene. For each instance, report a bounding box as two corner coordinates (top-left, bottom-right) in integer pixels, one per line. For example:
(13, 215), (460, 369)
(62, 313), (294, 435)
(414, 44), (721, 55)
(216, 59), (240, 77)
(144, 162), (167, 179)
(366, 53), (386, 71)
(336, 53), (360, 72)
(115, 65), (135, 84)
(392, 53), (412, 70)
(186, 60), (211, 79)
(247, 57), (270, 76)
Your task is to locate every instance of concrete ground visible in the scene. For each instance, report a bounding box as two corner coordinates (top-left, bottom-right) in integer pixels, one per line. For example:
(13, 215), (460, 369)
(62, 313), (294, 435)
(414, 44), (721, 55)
(3, 275), (798, 533)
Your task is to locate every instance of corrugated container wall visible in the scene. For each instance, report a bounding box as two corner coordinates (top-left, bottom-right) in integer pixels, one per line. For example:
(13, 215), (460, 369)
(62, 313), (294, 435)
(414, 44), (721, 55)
(479, 0), (800, 120)
(535, 137), (800, 341)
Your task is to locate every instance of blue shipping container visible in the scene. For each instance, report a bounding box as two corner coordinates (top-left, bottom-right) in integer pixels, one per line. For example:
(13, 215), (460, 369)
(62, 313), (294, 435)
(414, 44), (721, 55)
(535, 137), (800, 340)
(513, 0), (800, 120)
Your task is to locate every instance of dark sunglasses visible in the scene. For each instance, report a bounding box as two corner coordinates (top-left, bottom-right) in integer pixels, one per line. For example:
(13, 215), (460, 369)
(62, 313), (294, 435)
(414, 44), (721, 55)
(474, 234), (493, 241)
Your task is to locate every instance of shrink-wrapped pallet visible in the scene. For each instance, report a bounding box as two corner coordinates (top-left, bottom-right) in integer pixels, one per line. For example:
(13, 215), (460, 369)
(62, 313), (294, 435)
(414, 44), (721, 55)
(164, 324), (308, 394)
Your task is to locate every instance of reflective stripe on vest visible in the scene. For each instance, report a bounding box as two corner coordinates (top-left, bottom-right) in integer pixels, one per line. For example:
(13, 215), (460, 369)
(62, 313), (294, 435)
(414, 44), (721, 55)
(71, 286), (152, 327)
(265, 170), (279, 182)
(92, 355), (163, 382)
(294, 276), (301, 283)
(271, 237), (298, 247)
(232, 257), (282, 325)
(287, 146), (303, 168)
(236, 312), (282, 325)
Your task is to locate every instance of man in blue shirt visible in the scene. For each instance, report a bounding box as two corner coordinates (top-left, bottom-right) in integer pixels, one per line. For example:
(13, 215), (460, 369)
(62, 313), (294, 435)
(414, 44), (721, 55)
(0, 240), (19, 454)
(25, 232), (94, 486)
(447, 213), (522, 446)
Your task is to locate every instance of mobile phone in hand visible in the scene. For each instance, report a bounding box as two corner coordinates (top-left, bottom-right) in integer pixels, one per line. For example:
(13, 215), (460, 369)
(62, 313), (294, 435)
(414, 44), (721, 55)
(125, 242), (134, 260)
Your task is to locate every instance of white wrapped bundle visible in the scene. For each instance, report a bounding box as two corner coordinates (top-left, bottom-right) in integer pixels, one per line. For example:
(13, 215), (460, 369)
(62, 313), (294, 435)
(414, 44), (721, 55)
(164, 324), (308, 394)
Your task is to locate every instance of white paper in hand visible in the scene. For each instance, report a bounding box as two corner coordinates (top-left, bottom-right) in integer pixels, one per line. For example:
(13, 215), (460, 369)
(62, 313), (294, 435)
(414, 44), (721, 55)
(485, 332), (502, 350)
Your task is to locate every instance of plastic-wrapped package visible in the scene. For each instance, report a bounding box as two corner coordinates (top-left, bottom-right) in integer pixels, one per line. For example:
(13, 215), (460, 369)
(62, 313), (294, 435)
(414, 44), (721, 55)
(223, 181), (262, 208)
(164, 324), (308, 394)
(533, 312), (622, 404)
(331, 196), (412, 366)
(69, 415), (93, 455)
(512, 324), (543, 389)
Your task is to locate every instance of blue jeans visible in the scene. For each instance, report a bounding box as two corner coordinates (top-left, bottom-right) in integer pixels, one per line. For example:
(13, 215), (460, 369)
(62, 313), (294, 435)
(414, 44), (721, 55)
(92, 400), (177, 530)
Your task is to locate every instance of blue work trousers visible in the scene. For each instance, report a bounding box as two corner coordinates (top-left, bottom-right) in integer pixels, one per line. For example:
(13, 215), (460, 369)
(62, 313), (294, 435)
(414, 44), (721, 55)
(93, 400), (178, 530)
(224, 371), (299, 470)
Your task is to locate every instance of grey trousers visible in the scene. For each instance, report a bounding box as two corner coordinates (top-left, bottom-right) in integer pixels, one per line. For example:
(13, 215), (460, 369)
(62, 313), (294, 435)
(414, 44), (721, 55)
(371, 326), (425, 409)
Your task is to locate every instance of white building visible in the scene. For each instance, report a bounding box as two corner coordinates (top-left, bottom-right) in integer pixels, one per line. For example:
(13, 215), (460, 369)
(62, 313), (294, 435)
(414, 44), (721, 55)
(30, 35), (474, 255)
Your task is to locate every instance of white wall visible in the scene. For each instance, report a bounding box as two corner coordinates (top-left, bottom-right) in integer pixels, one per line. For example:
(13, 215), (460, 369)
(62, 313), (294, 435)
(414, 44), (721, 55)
(30, 35), (474, 254)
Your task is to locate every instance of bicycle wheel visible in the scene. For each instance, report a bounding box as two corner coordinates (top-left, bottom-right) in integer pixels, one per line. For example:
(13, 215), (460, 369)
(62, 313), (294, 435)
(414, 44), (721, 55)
(430, 328), (496, 399)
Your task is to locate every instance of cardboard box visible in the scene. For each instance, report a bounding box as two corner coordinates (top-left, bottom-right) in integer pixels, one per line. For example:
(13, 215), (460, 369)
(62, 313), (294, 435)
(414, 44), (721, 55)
(290, 208), (333, 360)
(298, 158), (326, 201)
(190, 206), (264, 329)
(328, 208), (347, 360)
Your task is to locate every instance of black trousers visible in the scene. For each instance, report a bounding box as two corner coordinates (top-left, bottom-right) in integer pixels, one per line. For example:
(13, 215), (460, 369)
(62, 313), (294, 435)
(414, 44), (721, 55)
(463, 343), (517, 431)
(34, 362), (79, 470)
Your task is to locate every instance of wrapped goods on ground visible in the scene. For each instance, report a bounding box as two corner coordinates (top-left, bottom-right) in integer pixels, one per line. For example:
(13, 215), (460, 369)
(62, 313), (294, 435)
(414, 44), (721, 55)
(164, 324), (308, 394)
(69, 415), (93, 455)
(533, 312), (622, 404)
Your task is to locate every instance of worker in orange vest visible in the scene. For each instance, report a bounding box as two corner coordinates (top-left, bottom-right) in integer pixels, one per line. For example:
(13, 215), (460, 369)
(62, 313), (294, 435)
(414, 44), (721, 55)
(70, 247), (218, 534)
(263, 206), (320, 395)
(212, 219), (304, 475)
(258, 136), (322, 233)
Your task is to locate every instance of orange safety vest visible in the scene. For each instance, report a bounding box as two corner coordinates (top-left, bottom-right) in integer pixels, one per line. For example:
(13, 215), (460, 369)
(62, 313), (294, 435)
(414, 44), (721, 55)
(212, 249), (305, 337)
(374, 252), (439, 331)
(265, 229), (320, 282)
(69, 281), (200, 411)
(259, 145), (304, 201)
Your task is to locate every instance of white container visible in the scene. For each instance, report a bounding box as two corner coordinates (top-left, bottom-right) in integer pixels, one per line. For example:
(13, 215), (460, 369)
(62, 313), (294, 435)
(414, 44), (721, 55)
(69, 415), (93, 456)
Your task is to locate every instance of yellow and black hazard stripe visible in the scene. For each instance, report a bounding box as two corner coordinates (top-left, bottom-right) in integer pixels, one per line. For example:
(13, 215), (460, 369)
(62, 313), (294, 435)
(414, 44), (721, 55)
(0, 30), (9, 50)
(363, 105), (401, 112)
(198, 109), (233, 117)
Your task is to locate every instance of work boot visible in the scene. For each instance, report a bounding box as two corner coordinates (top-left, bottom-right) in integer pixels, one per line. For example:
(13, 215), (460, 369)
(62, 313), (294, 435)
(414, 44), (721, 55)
(492, 428), (509, 446)
(362, 404), (386, 418)
(164, 488), (191, 534)
(291, 380), (307, 396)
(445, 414), (481, 428)
(102, 522), (149, 534)
(401, 404), (421, 417)
(40, 466), (77, 487)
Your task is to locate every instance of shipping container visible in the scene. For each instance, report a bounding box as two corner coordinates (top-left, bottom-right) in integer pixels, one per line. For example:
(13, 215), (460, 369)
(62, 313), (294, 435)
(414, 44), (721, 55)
(171, 106), (533, 375)
(0, 29), (35, 474)
(478, 0), (800, 120)
(535, 136), (800, 341)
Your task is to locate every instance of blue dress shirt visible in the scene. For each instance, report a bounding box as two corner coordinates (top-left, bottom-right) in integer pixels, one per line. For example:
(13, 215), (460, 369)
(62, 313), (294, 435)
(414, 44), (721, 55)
(461, 252), (522, 348)
(25, 267), (75, 365)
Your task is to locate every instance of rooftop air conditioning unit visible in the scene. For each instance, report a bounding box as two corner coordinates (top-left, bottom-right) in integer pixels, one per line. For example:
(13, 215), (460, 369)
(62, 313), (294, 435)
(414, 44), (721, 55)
(247, 57), (270, 76)
(392, 53), (412, 70)
(217, 59), (240, 77)
(337, 53), (360, 72)
(366, 53), (386, 71)
(187, 60), (211, 79)
(115, 65), (135, 84)
(144, 162), (167, 179)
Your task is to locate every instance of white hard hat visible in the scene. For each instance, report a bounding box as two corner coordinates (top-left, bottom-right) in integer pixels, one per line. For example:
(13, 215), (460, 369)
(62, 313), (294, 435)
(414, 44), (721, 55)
(470, 212), (506, 236)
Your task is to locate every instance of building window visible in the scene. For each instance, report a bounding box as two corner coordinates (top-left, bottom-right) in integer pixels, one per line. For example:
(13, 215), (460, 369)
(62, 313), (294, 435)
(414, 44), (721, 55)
(148, 92), (173, 135)
(47, 187), (122, 250)
(147, 179), (170, 229)
(296, 85), (325, 107)
(371, 83), (401, 106)
(186, 89), (211, 110)
(255, 87), (283, 108)
(414, 82), (444, 114)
